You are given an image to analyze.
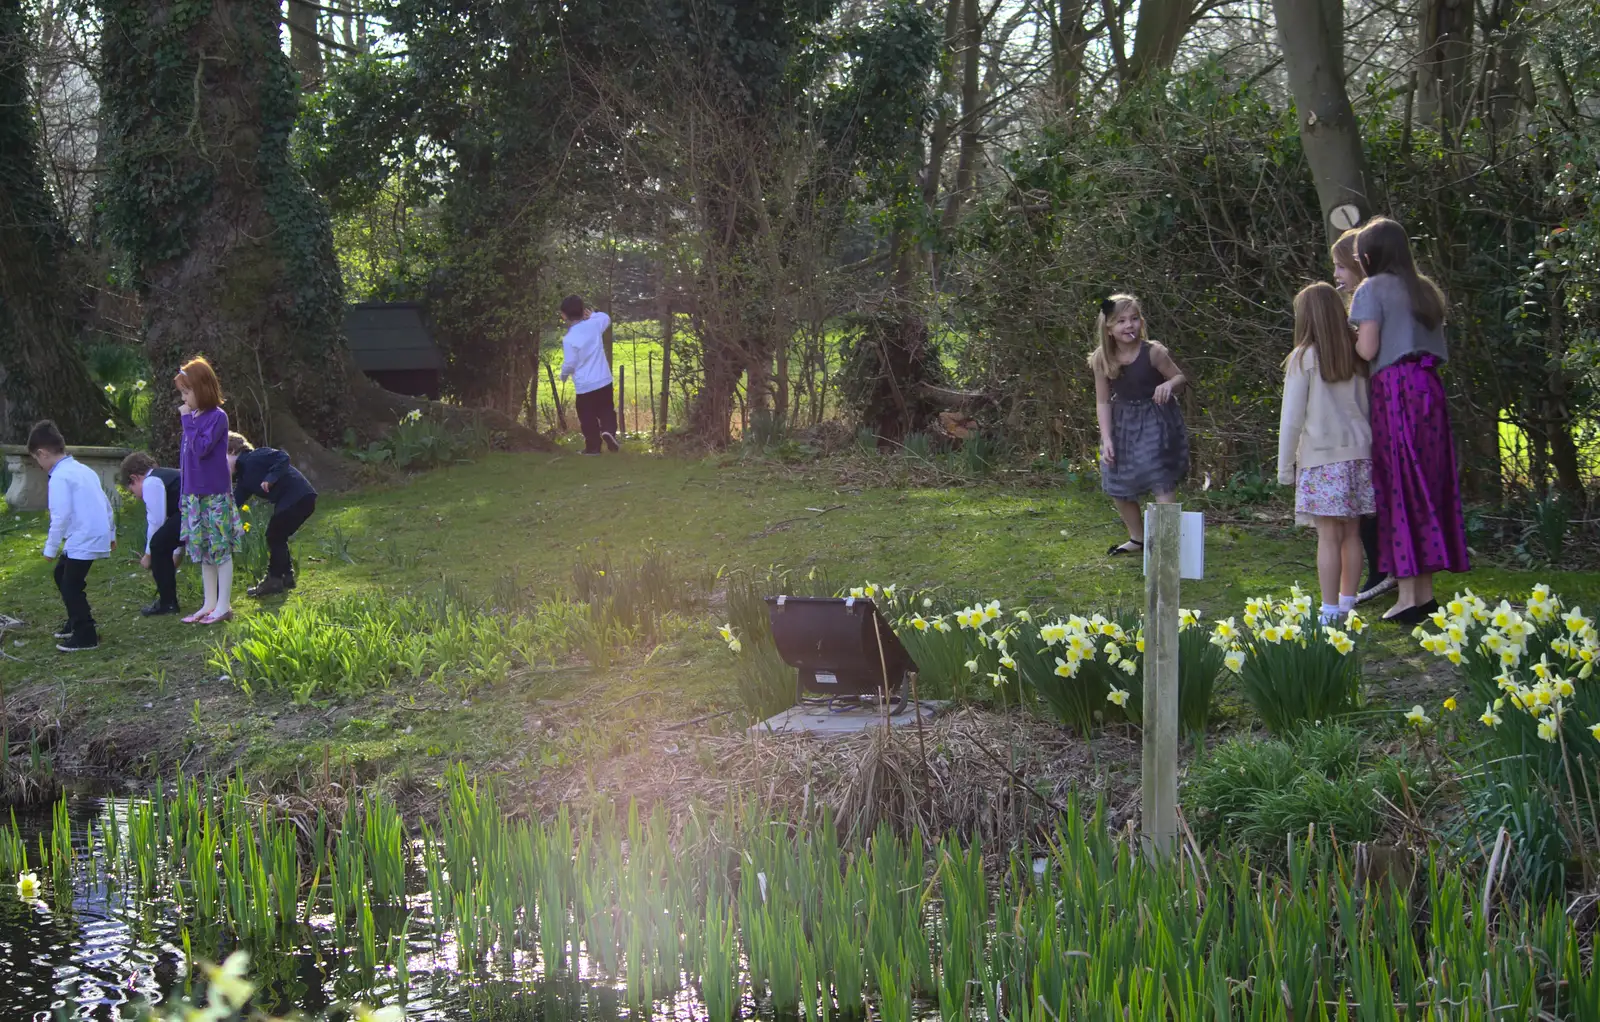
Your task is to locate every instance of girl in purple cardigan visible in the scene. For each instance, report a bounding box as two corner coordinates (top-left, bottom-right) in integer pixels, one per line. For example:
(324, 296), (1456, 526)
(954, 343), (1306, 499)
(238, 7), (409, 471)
(174, 358), (244, 624)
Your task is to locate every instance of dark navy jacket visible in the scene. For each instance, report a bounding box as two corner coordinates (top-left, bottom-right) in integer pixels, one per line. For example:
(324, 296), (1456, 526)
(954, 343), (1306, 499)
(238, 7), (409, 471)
(233, 447), (316, 513)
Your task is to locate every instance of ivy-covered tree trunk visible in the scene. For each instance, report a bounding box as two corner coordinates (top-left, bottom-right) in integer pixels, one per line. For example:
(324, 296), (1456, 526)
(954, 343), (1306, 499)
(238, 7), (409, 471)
(0, 0), (115, 445)
(100, 0), (351, 472)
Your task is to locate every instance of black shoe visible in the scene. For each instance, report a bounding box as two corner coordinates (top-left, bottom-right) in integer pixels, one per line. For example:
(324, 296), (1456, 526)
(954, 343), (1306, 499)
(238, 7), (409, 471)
(57, 634), (99, 652)
(141, 600), (181, 617)
(1384, 599), (1440, 627)
(580, 451), (603, 457)
(1107, 540), (1143, 557)
(53, 621), (73, 639)
(247, 575), (288, 598)
(601, 431), (621, 452)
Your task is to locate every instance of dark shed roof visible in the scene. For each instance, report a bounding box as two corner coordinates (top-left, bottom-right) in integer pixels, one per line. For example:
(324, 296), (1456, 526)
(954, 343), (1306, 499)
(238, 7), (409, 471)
(344, 302), (445, 373)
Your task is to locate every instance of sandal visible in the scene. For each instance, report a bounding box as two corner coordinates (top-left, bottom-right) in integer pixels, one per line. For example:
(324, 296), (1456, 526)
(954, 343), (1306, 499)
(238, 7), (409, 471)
(1107, 539), (1144, 557)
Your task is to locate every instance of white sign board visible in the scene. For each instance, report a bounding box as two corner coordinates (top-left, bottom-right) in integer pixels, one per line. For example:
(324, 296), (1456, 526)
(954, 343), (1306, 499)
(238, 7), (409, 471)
(1144, 509), (1204, 580)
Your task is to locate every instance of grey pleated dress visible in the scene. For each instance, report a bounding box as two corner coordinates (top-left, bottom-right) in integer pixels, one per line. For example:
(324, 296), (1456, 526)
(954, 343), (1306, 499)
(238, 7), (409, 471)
(1100, 342), (1190, 499)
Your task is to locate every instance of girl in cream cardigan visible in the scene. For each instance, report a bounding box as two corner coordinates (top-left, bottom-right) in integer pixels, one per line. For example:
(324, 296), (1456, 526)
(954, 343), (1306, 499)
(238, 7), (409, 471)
(1278, 282), (1376, 625)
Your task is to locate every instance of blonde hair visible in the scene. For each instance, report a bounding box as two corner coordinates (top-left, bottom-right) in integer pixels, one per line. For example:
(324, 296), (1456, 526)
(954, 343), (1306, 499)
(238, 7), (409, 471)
(1330, 228), (1363, 285)
(227, 431), (254, 455)
(1291, 282), (1364, 384)
(1086, 293), (1147, 379)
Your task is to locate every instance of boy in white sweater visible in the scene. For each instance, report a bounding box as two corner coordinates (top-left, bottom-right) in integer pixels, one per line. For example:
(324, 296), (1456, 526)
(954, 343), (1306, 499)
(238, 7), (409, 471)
(29, 420), (116, 651)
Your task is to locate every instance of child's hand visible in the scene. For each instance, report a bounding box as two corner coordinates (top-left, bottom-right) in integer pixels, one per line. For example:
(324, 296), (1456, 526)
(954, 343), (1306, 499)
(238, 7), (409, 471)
(1153, 380), (1177, 404)
(173, 549), (183, 566)
(140, 553), (151, 569)
(261, 479), (272, 492)
(1100, 437), (1115, 465)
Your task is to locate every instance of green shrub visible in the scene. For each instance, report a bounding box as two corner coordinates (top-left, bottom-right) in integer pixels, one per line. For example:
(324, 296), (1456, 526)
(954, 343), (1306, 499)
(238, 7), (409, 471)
(344, 408), (488, 470)
(1182, 724), (1412, 854)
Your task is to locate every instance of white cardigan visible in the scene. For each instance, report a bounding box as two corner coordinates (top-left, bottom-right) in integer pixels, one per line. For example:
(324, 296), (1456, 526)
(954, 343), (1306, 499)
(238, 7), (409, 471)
(1277, 348), (1372, 484)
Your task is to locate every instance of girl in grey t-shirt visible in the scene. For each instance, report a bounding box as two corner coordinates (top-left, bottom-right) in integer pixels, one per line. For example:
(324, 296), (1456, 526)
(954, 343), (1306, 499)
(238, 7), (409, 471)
(1347, 218), (1470, 625)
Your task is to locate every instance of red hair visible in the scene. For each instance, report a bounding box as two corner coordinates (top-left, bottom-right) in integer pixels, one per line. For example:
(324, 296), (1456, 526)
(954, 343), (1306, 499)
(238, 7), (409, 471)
(175, 357), (223, 411)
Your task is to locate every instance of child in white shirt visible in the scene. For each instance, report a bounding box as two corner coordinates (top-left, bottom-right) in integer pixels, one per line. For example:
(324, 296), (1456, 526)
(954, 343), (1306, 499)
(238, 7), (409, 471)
(29, 420), (115, 651)
(558, 295), (620, 455)
(1277, 283), (1375, 625)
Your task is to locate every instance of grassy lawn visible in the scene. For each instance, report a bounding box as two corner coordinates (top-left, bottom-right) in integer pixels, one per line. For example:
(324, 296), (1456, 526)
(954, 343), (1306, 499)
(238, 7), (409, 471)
(3, 444), (1597, 811)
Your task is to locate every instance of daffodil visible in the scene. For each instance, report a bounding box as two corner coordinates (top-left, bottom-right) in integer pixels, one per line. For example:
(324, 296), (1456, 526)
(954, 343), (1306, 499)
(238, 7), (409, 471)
(1565, 607), (1590, 634)
(353, 1005), (407, 1022)
(910, 615), (929, 632)
(964, 659), (980, 673)
(1344, 611), (1367, 634)
(933, 618), (951, 633)
(1103, 641), (1121, 660)
(999, 654), (1016, 670)
(881, 584), (896, 598)
(1053, 657), (1077, 678)
(203, 950), (255, 1011)
(1443, 696), (1457, 712)
(16, 872), (39, 899)
(1480, 704), (1502, 728)
(728, 637), (742, 653)
(1590, 722), (1600, 743)
(1404, 705), (1431, 728)
(1106, 687), (1129, 707)
(987, 671), (1006, 687)
(1119, 658), (1137, 675)
(1538, 719), (1560, 743)
(1223, 650), (1245, 673)
(718, 624), (734, 643)
(922, 597), (934, 609)
(1014, 609), (1032, 623)
(849, 587), (865, 599)
(1556, 678), (1576, 699)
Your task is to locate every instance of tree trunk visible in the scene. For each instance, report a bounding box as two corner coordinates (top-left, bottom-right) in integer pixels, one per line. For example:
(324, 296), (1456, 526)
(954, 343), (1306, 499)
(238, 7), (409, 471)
(1417, 0), (1475, 136)
(1126, 0), (1192, 83)
(101, 0), (351, 476)
(286, 0), (323, 88)
(940, 0), (982, 236)
(1045, 0), (1093, 125)
(0, 0), (115, 445)
(1273, 0), (1372, 245)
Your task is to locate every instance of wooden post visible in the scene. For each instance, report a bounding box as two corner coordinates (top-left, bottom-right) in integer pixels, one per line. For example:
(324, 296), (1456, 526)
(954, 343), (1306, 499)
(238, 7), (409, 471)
(648, 353), (656, 434)
(619, 366), (627, 434)
(1142, 501), (1181, 856)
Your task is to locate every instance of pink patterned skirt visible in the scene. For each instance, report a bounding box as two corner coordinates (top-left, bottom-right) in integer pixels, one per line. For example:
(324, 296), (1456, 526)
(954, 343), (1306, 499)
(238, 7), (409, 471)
(1295, 459), (1376, 522)
(1370, 356), (1470, 577)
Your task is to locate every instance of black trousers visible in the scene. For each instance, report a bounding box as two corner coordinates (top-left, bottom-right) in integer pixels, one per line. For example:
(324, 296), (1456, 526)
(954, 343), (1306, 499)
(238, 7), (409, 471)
(54, 556), (95, 641)
(149, 516), (184, 607)
(574, 384), (618, 454)
(266, 495), (317, 578)
(1360, 514), (1386, 584)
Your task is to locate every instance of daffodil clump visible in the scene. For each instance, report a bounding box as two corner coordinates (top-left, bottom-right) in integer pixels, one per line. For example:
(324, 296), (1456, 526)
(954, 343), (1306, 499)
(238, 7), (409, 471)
(1412, 587), (1600, 754)
(1220, 586), (1367, 733)
(152, 950), (404, 1022)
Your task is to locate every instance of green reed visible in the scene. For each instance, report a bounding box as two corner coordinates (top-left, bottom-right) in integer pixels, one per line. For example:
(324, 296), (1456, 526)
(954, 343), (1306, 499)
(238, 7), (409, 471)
(8, 774), (1600, 1021)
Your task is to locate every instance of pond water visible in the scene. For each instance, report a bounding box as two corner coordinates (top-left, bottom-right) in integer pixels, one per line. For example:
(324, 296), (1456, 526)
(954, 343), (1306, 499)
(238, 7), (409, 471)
(0, 794), (747, 1021)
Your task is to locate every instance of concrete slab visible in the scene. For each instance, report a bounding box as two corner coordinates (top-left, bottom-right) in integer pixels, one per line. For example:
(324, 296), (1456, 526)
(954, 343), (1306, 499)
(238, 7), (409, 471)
(749, 699), (948, 738)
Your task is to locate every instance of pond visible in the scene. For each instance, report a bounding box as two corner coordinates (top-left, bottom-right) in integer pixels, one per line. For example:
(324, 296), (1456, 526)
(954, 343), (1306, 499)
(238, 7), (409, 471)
(0, 783), (770, 1021)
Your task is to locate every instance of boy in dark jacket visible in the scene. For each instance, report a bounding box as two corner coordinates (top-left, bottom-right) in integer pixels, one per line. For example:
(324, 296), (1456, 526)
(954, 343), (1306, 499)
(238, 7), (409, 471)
(119, 451), (186, 616)
(228, 432), (317, 598)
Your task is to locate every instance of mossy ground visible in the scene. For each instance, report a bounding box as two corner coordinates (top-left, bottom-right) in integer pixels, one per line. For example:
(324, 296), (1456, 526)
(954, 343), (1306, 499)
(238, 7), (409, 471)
(2, 441), (1595, 811)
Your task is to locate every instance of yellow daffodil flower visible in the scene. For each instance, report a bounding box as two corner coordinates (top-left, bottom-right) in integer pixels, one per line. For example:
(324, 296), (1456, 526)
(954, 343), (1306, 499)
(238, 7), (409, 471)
(1015, 609), (1032, 623)
(1481, 704), (1502, 728)
(1443, 696), (1457, 712)
(1053, 657), (1076, 678)
(1120, 658), (1137, 675)
(999, 654), (1016, 670)
(1224, 650), (1246, 673)
(964, 659), (980, 673)
(1345, 611), (1367, 634)
(1590, 722), (1600, 743)
(1557, 678), (1576, 699)
(1106, 687), (1130, 707)
(718, 624), (733, 643)
(1404, 705), (1431, 728)
(16, 872), (39, 899)
(910, 615), (929, 632)
(1537, 719), (1560, 743)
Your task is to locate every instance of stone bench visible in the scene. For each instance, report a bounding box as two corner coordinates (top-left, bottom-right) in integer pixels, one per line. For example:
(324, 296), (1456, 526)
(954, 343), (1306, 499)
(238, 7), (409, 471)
(2, 444), (134, 513)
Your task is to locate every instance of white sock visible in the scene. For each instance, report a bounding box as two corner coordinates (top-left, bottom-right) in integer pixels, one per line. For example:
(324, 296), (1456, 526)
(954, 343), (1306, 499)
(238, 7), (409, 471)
(1338, 594), (1357, 613)
(201, 563), (219, 614)
(215, 558), (234, 615)
(1319, 603), (1340, 623)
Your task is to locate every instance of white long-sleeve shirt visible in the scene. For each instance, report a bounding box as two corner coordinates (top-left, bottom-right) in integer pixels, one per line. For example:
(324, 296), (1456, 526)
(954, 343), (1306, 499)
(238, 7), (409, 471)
(43, 456), (115, 560)
(140, 474), (168, 555)
(559, 310), (613, 395)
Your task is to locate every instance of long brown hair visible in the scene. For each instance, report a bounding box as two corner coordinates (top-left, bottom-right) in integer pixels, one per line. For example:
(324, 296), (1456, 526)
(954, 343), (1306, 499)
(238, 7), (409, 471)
(1355, 217), (1448, 330)
(1085, 293), (1147, 380)
(174, 357), (224, 411)
(1292, 282), (1364, 384)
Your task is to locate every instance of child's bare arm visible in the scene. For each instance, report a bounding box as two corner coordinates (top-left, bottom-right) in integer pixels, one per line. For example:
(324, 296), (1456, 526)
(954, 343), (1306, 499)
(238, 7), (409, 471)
(1094, 367), (1115, 463)
(1150, 343), (1186, 403)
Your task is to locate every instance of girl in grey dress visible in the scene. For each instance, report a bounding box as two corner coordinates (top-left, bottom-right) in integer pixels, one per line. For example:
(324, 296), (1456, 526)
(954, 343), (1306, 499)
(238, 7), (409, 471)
(1089, 294), (1190, 555)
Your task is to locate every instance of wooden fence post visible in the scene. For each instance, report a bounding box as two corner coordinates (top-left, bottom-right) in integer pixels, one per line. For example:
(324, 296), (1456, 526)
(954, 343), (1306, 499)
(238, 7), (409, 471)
(619, 366), (627, 434)
(1142, 501), (1181, 856)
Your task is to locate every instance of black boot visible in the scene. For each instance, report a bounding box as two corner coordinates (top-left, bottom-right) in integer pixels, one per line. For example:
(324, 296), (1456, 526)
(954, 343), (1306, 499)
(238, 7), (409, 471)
(141, 598), (181, 617)
(248, 575), (288, 598)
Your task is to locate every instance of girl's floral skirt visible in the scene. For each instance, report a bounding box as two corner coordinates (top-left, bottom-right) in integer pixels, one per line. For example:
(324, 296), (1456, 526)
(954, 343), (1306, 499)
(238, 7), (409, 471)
(179, 493), (244, 565)
(1295, 459), (1376, 524)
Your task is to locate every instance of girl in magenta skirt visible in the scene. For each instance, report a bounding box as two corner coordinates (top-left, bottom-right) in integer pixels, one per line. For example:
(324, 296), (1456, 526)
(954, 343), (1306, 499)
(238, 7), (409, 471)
(1347, 218), (1470, 624)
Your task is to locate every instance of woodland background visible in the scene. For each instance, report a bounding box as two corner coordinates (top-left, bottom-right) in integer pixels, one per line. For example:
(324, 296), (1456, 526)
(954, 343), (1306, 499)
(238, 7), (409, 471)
(1, 0), (1597, 502)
